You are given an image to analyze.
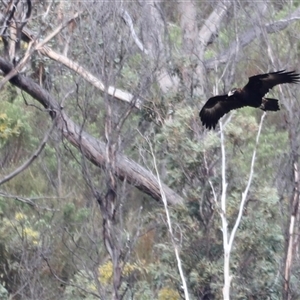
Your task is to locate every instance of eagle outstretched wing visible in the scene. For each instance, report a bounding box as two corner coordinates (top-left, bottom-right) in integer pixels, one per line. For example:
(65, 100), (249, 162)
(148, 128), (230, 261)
(200, 70), (300, 130)
(243, 70), (300, 98)
(199, 94), (246, 129)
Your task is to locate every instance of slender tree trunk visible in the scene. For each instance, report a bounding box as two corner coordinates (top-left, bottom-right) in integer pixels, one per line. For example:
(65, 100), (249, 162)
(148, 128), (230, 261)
(219, 115), (265, 300)
(223, 248), (231, 300)
(283, 161), (300, 300)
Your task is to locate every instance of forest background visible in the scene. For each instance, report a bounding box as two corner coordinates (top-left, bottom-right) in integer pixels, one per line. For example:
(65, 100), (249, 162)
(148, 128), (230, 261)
(0, 0), (300, 299)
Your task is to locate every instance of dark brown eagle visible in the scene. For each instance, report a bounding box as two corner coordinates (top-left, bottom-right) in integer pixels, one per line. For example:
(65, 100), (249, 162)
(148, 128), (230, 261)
(200, 70), (300, 129)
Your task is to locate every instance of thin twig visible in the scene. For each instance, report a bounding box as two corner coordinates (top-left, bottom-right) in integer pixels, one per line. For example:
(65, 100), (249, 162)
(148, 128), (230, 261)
(0, 191), (60, 210)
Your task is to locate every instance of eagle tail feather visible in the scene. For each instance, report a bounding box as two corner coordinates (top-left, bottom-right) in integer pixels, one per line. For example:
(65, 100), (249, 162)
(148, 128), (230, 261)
(260, 98), (280, 111)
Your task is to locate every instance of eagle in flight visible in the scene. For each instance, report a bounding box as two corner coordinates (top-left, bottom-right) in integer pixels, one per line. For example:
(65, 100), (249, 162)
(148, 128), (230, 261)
(200, 70), (300, 129)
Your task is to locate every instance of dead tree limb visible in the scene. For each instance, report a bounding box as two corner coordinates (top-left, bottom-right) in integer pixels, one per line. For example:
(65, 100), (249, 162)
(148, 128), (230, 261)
(0, 57), (183, 205)
(0, 11), (141, 108)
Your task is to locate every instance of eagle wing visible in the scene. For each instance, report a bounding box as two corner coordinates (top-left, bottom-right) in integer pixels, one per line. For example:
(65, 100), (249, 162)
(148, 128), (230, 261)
(199, 94), (246, 129)
(243, 70), (300, 98)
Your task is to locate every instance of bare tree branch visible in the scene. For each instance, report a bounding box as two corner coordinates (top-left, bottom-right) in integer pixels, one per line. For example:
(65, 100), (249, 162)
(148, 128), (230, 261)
(0, 191), (36, 206)
(0, 57), (183, 205)
(147, 136), (190, 300)
(0, 12), (141, 108)
(0, 39), (34, 89)
(38, 46), (142, 109)
(0, 191), (59, 210)
(220, 112), (266, 299)
(120, 9), (149, 55)
(205, 8), (300, 70)
(228, 112), (266, 250)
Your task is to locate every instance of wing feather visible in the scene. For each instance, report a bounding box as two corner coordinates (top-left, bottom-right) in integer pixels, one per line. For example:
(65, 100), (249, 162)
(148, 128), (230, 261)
(199, 94), (245, 129)
(243, 70), (300, 97)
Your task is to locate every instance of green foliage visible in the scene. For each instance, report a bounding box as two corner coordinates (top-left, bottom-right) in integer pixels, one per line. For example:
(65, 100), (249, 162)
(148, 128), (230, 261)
(0, 284), (8, 300)
(64, 270), (99, 300)
(0, 212), (39, 247)
(158, 287), (180, 300)
(0, 113), (22, 142)
(98, 261), (113, 285)
(121, 64), (140, 89)
(0, 93), (32, 147)
(120, 54), (144, 90)
(168, 24), (182, 49)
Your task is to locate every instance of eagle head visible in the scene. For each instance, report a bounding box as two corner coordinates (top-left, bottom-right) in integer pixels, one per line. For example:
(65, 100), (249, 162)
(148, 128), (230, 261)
(228, 88), (237, 97)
